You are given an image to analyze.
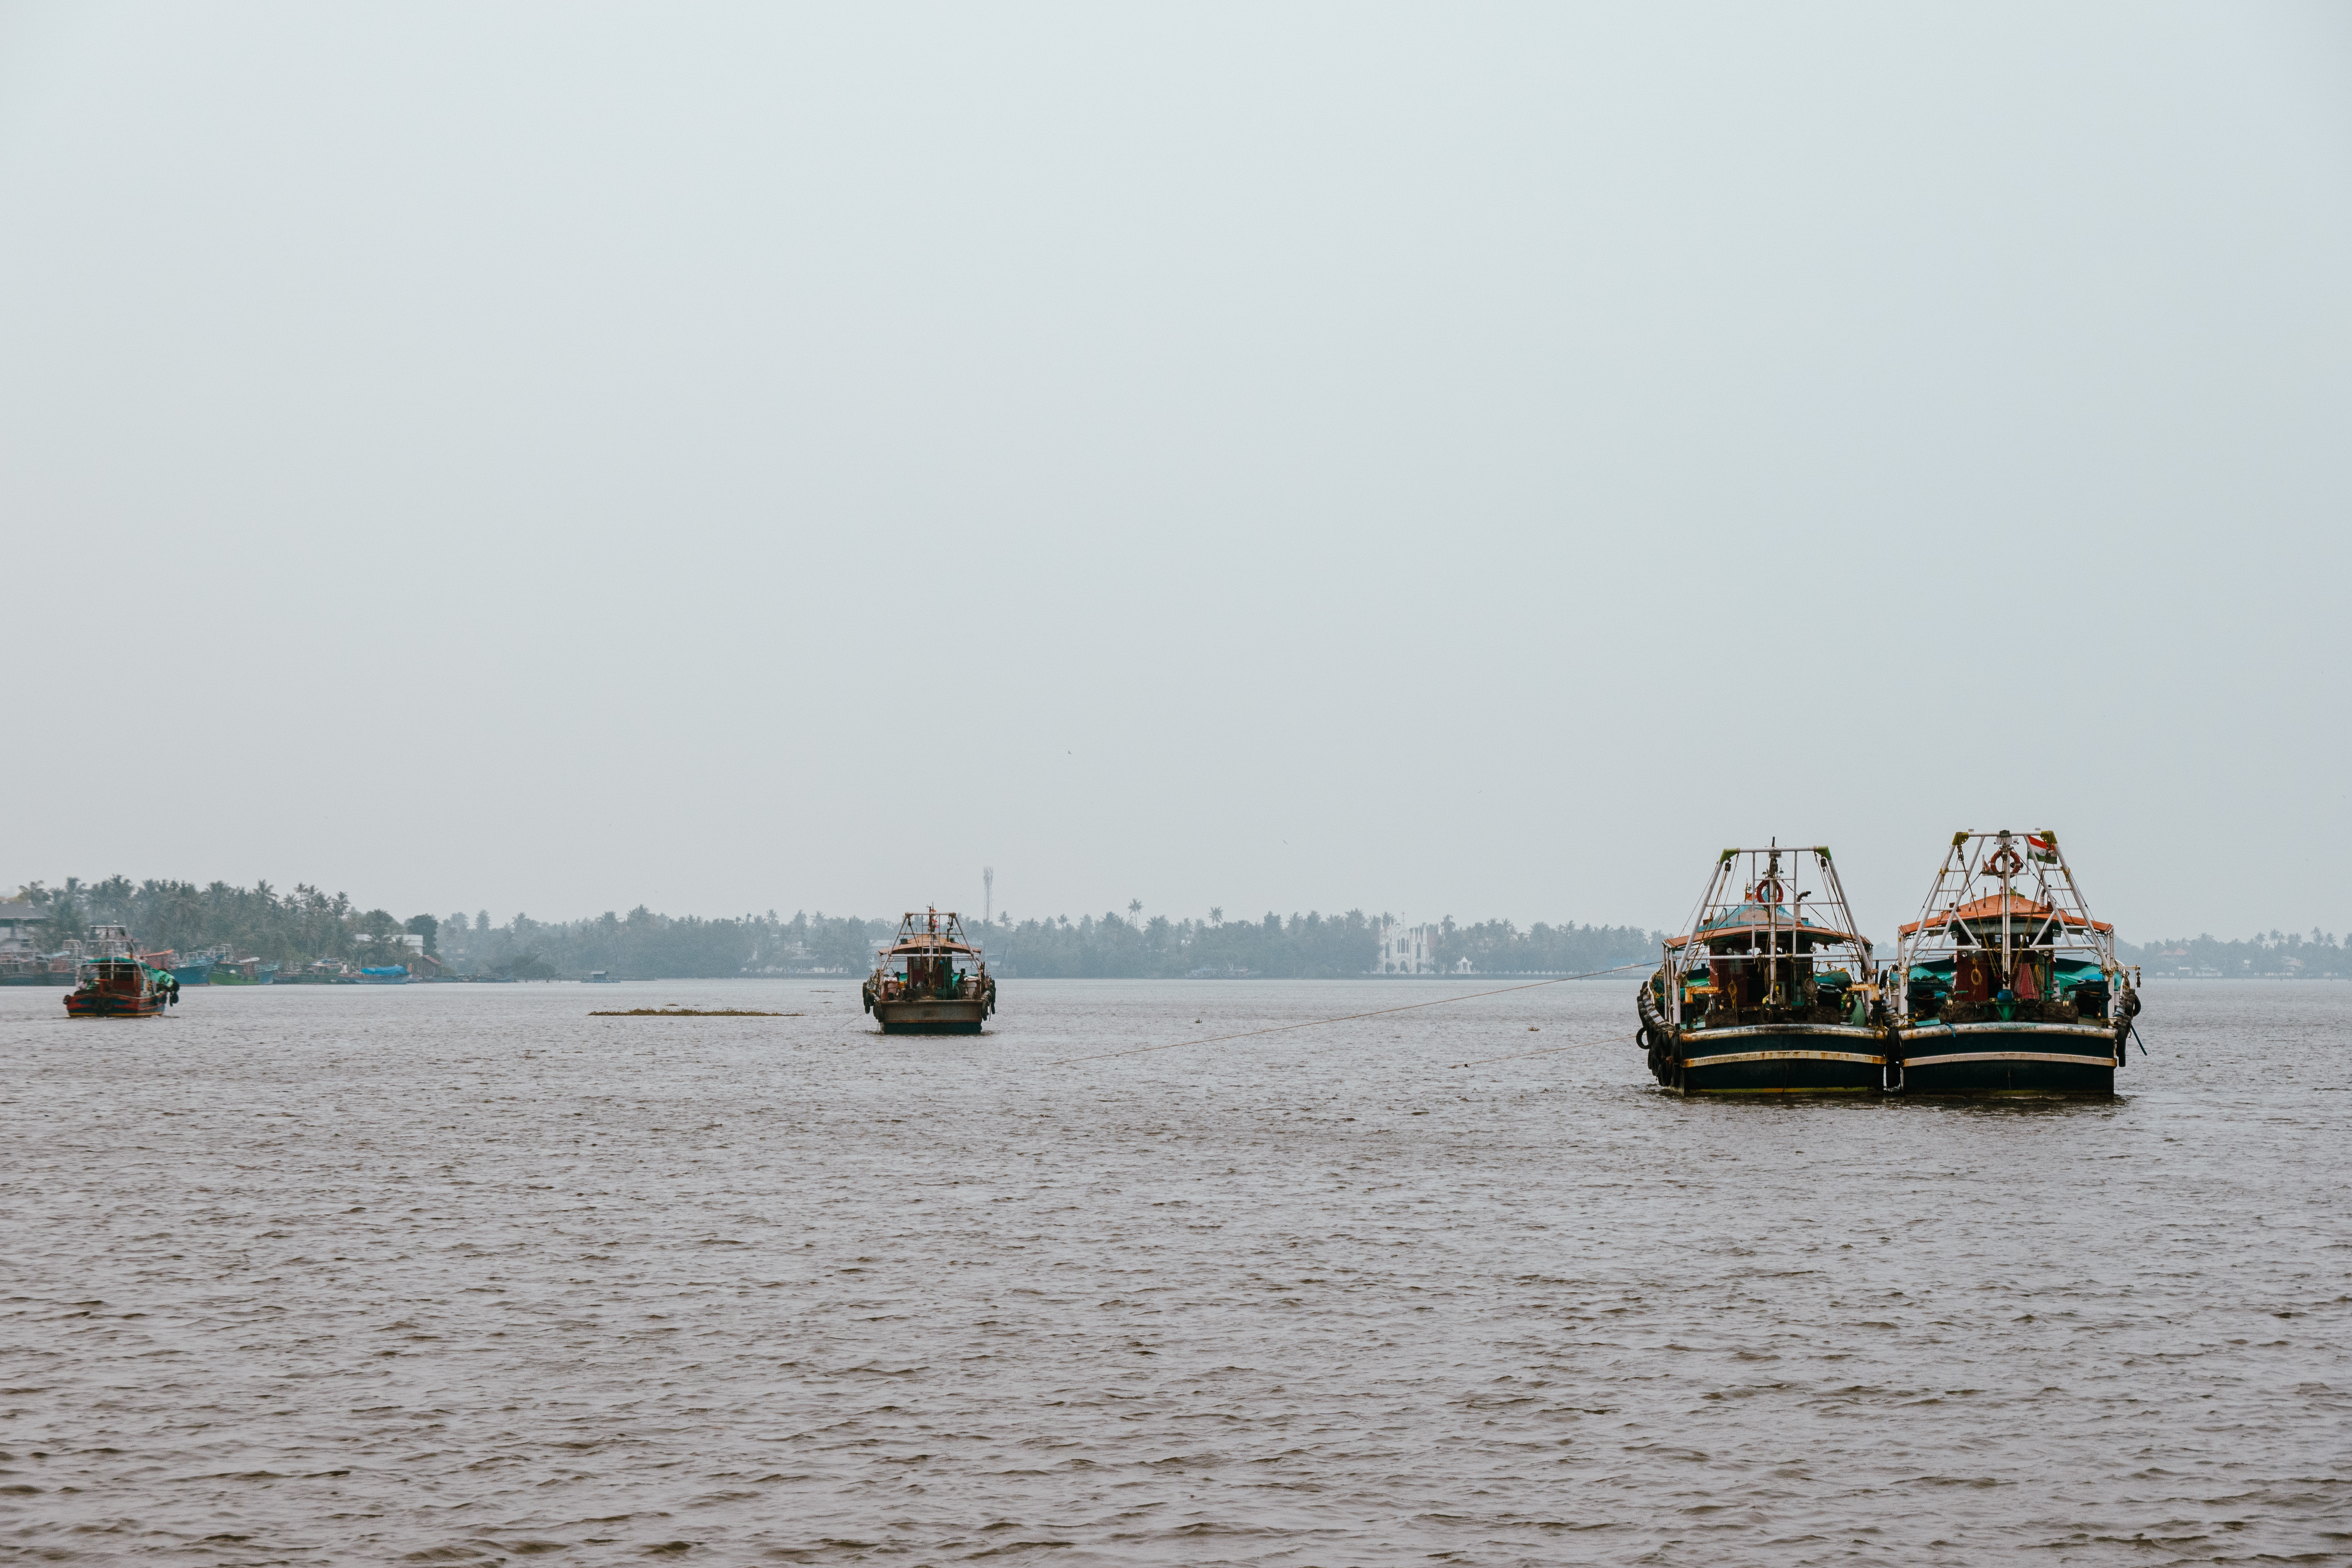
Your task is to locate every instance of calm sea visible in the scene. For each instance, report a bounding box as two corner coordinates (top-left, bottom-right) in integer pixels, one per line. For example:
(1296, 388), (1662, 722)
(2, 977), (2346, 1565)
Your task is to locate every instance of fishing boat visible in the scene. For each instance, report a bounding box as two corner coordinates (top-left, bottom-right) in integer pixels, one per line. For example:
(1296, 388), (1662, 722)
(64, 926), (178, 1018)
(1889, 830), (2139, 1094)
(0, 955), (75, 986)
(275, 961), (364, 984)
(1637, 844), (1886, 1094)
(167, 951), (217, 986)
(862, 909), (996, 1034)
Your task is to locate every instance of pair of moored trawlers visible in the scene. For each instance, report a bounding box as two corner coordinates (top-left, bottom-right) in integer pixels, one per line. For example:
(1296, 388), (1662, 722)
(1637, 832), (2142, 1096)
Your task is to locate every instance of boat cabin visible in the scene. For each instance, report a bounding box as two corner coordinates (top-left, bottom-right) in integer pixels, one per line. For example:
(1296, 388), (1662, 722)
(874, 909), (986, 1001)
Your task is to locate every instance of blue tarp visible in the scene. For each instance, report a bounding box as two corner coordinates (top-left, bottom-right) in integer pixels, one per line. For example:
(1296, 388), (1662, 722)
(1909, 957), (2105, 994)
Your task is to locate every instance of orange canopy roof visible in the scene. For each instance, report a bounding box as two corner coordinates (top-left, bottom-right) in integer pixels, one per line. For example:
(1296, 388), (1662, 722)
(1899, 892), (2112, 936)
(1665, 901), (1866, 948)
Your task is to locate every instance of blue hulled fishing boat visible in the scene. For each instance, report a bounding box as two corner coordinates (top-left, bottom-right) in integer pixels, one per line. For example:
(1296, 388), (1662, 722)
(1889, 830), (2140, 1095)
(157, 947), (226, 986)
(1638, 845), (1886, 1094)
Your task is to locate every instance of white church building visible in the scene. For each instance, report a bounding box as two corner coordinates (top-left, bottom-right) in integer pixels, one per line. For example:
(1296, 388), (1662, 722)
(1374, 919), (1445, 974)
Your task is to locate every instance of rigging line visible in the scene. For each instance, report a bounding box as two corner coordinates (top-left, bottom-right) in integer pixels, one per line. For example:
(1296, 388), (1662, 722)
(1045, 962), (1652, 1066)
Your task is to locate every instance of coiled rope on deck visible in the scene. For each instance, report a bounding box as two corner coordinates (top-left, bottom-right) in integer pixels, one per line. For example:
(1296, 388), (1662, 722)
(1046, 961), (1651, 1066)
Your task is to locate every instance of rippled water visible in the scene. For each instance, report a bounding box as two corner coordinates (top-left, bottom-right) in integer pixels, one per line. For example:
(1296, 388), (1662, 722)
(3, 977), (2346, 1565)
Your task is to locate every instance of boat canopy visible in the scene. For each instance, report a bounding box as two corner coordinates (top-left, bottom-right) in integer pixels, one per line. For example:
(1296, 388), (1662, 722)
(882, 909), (984, 958)
(1666, 900), (1865, 949)
(885, 936), (982, 956)
(1898, 892), (2113, 937)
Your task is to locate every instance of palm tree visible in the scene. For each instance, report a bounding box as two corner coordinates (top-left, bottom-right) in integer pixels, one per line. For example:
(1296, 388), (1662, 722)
(40, 893), (85, 951)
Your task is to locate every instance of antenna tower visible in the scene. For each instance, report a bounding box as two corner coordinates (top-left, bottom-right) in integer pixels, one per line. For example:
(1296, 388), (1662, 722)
(983, 867), (995, 924)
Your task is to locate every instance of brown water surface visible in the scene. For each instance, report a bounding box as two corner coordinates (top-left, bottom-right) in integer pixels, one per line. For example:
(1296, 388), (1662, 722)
(2, 978), (2346, 1564)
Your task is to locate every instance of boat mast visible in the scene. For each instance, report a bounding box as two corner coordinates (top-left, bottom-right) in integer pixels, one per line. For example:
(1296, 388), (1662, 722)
(1810, 845), (1866, 965)
(1668, 849), (1737, 1028)
(1999, 831), (2015, 987)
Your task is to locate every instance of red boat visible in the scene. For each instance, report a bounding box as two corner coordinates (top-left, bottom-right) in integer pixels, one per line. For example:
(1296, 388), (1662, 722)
(63, 925), (178, 1018)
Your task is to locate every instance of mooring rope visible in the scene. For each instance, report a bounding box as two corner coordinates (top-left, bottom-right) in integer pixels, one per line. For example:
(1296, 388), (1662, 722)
(1045, 961), (1650, 1066)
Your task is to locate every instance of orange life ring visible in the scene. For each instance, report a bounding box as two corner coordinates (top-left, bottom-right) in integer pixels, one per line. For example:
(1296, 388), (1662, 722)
(1986, 845), (2024, 878)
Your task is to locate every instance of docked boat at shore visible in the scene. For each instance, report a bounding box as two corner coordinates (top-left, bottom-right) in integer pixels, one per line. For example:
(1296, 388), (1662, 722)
(862, 910), (996, 1034)
(0, 955), (75, 985)
(1890, 830), (2139, 1095)
(1638, 845), (1886, 1094)
(64, 925), (180, 1018)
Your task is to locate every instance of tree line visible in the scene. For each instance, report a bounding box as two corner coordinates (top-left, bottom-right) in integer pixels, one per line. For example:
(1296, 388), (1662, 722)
(21, 877), (2345, 981)
(985, 910), (1661, 980)
(15, 877), (427, 968)
(9, 878), (1665, 980)
(435, 907), (886, 980)
(989, 910), (1382, 977)
(2114, 930), (2352, 979)
(438, 906), (1663, 980)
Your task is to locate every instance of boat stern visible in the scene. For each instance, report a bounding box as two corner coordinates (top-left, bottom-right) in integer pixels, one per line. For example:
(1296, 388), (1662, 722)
(871, 998), (990, 1035)
(1893, 1022), (2118, 1095)
(1670, 1023), (1887, 1094)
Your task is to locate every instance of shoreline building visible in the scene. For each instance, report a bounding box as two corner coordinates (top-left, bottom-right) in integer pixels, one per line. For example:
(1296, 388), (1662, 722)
(1374, 919), (1442, 974)
(0, 901), (41, 960)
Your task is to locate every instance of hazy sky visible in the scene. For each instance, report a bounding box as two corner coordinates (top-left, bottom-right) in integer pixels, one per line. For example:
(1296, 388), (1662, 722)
(4, 3), (2348, 942)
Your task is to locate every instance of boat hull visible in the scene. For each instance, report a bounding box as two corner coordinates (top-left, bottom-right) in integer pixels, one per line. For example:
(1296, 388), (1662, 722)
(1894, 1022), (2117, 1095)
(872, 998), (989, 1035)
(1670, 1023), (1886, 1094)
(65, 991), (164, 1018)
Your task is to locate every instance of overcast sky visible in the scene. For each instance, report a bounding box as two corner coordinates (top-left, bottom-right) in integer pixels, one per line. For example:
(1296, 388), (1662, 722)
(3, 3), (2347, 942)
